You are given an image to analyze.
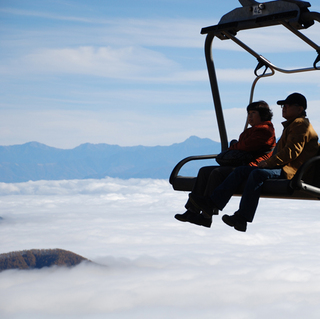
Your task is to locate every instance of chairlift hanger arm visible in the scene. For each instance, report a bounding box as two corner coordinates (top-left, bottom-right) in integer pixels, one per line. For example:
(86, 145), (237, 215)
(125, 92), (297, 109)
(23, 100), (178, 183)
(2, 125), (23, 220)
(169, 0), (320, 200)
(204, 33), (229, 152)
(201, 0), (320, 150)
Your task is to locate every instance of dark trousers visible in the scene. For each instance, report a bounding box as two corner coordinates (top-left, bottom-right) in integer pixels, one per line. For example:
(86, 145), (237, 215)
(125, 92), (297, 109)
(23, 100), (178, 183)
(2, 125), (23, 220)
(185, 166), (235, 213)
(210, 166), (283, 222)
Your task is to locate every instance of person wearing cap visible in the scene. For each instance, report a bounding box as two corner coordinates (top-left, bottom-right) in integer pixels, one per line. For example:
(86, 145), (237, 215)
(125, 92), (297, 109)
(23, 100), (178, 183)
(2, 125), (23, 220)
(188, 93), (319, 232)
(175, 100), (276, 228)
(259, 93), (317, 177)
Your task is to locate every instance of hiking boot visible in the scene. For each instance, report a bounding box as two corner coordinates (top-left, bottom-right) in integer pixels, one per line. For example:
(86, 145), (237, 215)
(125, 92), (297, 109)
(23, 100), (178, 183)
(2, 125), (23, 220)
(175, 210), (212, 228)
(222, 214), (247, 232)
(188, 193), (216, 218)
(188, 213), (212, 228)
(174, 210), (193, 222)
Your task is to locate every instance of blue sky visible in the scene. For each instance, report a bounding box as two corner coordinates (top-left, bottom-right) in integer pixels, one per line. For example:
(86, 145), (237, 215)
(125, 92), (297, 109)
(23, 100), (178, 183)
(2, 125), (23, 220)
(1, 0), (320, 148)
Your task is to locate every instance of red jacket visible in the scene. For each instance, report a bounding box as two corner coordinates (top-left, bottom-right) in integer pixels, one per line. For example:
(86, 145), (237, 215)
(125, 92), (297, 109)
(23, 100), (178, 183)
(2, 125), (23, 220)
(229, 121), (276, 166)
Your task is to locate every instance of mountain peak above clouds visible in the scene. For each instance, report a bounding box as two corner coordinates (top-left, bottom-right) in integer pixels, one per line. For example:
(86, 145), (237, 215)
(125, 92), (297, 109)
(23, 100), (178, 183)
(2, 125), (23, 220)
(0, 249), (90, 271)
(183, 135), (215, 146)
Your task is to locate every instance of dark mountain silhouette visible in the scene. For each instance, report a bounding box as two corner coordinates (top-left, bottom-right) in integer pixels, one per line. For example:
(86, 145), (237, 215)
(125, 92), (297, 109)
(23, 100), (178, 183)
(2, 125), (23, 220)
(0, 136), (221, 182)
(0, 249), (90, 271)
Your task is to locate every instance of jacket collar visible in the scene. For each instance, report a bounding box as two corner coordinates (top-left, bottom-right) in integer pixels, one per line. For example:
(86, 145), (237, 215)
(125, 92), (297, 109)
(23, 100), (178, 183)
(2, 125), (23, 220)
(282, 116), (306, 128)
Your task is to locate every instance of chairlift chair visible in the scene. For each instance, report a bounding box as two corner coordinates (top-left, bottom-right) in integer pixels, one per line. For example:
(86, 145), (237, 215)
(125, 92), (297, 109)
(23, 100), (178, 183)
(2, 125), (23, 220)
(169, 0), (320, 200)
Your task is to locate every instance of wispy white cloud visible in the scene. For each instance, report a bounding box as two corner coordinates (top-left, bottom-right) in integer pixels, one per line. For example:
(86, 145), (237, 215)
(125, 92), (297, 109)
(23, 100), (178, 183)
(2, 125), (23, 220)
(21, 46), (179, 79)
(4, 6), (320, 53)
(0, 7), (93, 23)
(3, 43), (319, 84)
(2, 9), (320, 84)
(0, 44), (208, 83)
(105, 18), (206, 48)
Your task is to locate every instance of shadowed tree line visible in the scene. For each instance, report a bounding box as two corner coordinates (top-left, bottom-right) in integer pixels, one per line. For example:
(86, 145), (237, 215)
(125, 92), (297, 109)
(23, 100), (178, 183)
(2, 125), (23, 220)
(0, 249), (90, 271)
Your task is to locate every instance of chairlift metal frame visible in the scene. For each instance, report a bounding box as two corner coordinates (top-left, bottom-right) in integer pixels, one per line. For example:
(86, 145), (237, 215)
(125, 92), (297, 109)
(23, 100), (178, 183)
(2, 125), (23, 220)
(169, 0), (320, 200)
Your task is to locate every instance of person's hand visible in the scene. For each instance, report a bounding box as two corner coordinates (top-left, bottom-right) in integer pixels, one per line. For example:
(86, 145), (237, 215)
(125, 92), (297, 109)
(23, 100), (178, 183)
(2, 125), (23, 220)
(258, 161), (269, 168)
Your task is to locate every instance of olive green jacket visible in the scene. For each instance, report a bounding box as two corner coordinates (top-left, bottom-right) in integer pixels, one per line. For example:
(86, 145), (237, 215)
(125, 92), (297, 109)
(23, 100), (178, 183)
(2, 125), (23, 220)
(265, 116), (319, 179)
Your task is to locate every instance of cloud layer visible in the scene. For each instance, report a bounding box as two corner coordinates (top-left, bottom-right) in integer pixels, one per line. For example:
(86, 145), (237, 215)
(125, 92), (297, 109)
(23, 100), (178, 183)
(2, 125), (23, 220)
(1, 178), (320, 318)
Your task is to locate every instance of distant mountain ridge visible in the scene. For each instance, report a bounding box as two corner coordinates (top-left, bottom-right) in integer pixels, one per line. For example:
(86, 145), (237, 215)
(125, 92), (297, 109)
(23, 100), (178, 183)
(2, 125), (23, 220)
(0, 136), (220, 183)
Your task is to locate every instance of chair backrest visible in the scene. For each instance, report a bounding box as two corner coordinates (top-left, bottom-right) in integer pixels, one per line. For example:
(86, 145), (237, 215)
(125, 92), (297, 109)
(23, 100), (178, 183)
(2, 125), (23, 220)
(304, 144), (320, 187)
(312, 144), (320, 187)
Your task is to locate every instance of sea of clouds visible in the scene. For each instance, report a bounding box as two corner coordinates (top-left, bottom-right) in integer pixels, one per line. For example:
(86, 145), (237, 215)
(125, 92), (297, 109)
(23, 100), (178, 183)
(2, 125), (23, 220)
(1, 177), (320, 318)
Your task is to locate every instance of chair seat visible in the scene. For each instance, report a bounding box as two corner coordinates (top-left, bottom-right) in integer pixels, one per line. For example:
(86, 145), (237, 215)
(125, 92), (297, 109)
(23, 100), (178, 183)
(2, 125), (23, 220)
(171, 176), (319, 200)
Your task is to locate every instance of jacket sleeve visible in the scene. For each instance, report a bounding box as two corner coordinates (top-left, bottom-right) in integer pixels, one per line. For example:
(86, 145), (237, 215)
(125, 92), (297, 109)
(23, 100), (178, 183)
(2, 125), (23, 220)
(229, 126), (273, 152)
(266, 121), (307, 167)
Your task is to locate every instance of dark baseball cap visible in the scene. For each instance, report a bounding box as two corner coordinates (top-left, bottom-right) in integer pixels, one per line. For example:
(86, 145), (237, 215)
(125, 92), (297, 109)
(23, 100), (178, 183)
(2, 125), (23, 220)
(277, 93), (307, 109)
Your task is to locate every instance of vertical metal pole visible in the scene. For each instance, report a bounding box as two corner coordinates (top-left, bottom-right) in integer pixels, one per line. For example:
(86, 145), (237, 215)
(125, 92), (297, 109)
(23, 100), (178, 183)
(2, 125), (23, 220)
(204, 33), (228, 151)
